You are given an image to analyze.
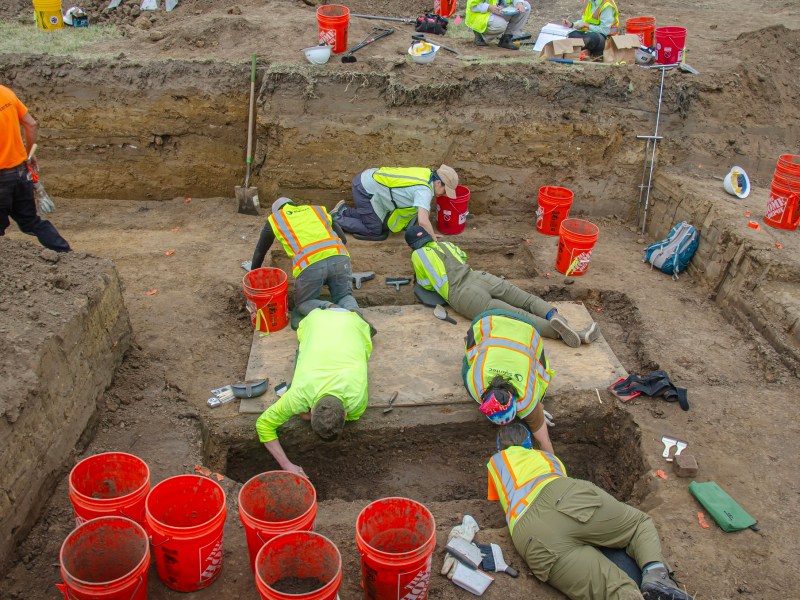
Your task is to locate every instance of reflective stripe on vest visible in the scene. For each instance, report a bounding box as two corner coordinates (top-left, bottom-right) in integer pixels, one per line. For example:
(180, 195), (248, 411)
(269, 205), (348, 277)
(412, 242), (466, 298)
(372, 167), (433, 191)
(581, 0), (619, 34)
(488, 447), (566, 534)
(386, 207), (418, 233)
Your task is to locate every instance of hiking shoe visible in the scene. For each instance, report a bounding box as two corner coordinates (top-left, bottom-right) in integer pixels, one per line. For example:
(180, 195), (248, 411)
(330, 200), (347, 220)
(498, 34), (519, 50)
(641, 566), (693, 600)
(474, 31), (489, 46)
(549, 313), (580, 348)
(578, 322), (601, 344)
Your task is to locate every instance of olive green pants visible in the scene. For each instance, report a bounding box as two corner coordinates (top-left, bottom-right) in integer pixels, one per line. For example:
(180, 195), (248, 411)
(512, 478), (666, 600)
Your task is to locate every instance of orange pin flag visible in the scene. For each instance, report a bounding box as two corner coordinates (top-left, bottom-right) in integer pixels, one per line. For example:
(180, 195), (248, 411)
(697, 512), (710, 529)
(146, 289), (158, 296)
(165, 250), (175, 256)
(655, 470), (669, 480)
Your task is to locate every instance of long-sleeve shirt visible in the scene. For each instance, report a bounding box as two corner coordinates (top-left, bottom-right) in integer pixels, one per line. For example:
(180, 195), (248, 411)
(250, 209), (348, 269)
(582, 0), (615, 37)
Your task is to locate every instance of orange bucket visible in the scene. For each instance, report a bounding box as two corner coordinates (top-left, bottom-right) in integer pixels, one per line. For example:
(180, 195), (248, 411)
(434, 0), (457, 18)
(776, 154), (800, 176)
(556, 218), (599, 277)
(536, 186), (574, 236)
(764, 181), (800, 231)
(625, 16), (656, 47)
(243, 267), (289, 333)
(316, 5), (349, 54)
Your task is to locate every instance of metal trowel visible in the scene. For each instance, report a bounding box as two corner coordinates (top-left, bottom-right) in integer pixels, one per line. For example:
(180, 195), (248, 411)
(434, 304), (457, 325)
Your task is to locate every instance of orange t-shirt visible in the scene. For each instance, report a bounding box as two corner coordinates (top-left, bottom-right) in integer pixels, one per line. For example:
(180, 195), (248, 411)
(0, 85), (29, 169)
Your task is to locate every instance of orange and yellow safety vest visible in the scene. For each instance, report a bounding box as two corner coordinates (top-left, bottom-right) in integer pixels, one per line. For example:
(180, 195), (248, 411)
(581, 0), (619, 35)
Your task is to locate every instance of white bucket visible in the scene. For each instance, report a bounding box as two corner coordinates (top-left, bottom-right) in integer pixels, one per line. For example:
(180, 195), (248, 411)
(723, 166), (750, 199)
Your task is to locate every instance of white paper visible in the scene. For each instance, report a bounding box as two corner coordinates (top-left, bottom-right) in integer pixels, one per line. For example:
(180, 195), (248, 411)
(533, 22), (574, 52)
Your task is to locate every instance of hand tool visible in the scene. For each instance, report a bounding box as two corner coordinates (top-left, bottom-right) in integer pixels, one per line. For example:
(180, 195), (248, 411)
(661, 436), (678, 461)
(434, 304), (457, 324)
(350, 13), (416, 24)
(231, 378), (268, 399)
(476, 543), (519, 577)
(342, 27), (395, 63)
(383, 391), (399, 414)
(674, 440), (688, 458)
(547, 57), (615, 66)
(351, 271), (375, 289)
(386, 277), (411, 291)
(411, 33), (460, 55)
(446, 537), (483, 569)
(235, 53), (260, 216)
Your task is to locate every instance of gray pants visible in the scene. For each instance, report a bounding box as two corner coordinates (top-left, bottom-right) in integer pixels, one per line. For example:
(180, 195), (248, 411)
(484, 1), (531, 38)
(294, 255), (360, 316)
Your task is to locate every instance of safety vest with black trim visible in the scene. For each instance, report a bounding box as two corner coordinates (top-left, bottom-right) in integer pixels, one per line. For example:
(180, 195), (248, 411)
(465, 314), (553, 419)
(488, 446), (567, 534)
(268, 204), (349, 278)
(373, 167), (434, 233)
(411, 242), (467, 300)
(581, 0), (619, 35)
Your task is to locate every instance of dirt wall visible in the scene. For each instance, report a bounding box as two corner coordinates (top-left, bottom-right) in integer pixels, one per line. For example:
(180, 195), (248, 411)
(0, 241), (131, 570)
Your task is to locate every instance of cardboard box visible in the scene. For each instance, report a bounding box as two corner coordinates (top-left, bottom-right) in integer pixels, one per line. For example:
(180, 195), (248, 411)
(541, 37), (584, 60)
(603, 33), (640, 63)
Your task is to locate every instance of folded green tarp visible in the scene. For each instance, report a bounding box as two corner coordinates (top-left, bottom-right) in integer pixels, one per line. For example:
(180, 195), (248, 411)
(689, 481), (758, 532)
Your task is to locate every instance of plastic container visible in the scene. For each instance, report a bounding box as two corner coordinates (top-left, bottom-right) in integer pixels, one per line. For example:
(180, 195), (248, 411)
(625, 16), (656, 47)
(722, 166), (750, 199)
(356, 497), (437, 600)
(776, 154), (800, 176)
(243, 267), (289, 333)
(434, 0), (457, 18)
(68, 452), (150, 527)
(33, 0), (63, 30)
(145, 475), (227, 592)
(408, 43), (440, 64)
(57, 516), (149, 600)
(436, 185), (470, 235)
(317, 5), (349, 54)
(536, 186), (574, 236)
(255, 531), (342, 600)
(304, 45), (332, 65)
(764, 181), (800, 231)
(555, 218), (600, 277)
(238, 471), (318, 572)
(655, 26), (687, 64)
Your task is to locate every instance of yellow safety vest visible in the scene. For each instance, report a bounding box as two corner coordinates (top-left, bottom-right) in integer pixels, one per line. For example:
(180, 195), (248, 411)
(373, 168), (434, 233)
(268, 205), (349, 278)
(465, 314), (553, 419)
(581, 0), (619, 35)
(411, 242), (467, 300)
(487, 446), (567, 534)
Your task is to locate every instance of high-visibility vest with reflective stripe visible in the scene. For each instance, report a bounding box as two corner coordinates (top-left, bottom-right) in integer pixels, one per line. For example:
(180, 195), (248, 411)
(372, 167), (434, 191)
(268, 205), (349, 278)
(581, 0), (619, 34)
(488, 446), (567, 534)
(411, 242), (467, 300)
(385, 207), (419, 233)
(465, 314), (553, 418)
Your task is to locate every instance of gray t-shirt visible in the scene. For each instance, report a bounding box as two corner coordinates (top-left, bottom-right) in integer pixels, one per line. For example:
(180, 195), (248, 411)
(360, 168), (435, 221)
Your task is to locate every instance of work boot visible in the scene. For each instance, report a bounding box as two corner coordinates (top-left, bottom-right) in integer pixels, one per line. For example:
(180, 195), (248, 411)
(330, 199), (347, 220)
(578, 322), (601, 344)
(548, 313), (581, 348)
(498, 34), (519, 50)
(641, 565), (693, 600)
(474, 31), (488, 46)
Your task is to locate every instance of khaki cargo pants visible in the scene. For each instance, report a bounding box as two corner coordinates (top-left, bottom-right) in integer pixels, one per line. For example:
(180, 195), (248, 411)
(512, 478), (666, 600)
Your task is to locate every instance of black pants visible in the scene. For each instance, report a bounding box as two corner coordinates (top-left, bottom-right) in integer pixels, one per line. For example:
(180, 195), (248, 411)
(567, 30), (606, 57)
(0, 164), (71, 252)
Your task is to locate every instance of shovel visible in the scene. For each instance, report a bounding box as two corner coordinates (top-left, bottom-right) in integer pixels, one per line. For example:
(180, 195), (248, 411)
(411, 33), (460, 55)
(434, 304), (457, 325)
(235, 53), (260, 215)
(342, 27), (394, 63)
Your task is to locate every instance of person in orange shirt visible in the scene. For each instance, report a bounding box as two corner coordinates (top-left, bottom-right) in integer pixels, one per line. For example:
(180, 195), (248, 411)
(0, 85), (70, 252)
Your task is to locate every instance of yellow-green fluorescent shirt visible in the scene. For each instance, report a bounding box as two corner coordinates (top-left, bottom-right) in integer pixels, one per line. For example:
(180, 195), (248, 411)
(255, 308), (372, 443)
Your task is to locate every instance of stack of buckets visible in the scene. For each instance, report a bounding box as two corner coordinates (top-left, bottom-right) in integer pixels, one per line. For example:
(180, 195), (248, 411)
(536, 186), (600, 276)
(437, 185), (471, 235)
(243, 267), (289, 333)
(766, 154), (800, 230)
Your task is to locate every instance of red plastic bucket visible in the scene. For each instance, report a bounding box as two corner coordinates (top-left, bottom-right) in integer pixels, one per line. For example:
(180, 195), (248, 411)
(317, 5), (349, 54)
(625, 16), (656, 47)
(764, 181), (800, 231)
(255, 531), (342, 600)
(434, 0), (457, 18)
(68, 452), (150, 528)
(655, 26), (687, 64)
(776, 154), (800, 177)
(437, 185), (470, 235)
(145, 474), (227, 592)
(556, 218), (600, 277)
(244, 267), (289, 333)
(355, 497), (437, 600)
(772, 169), (800, 191)
(57, 516), (150, 600)
(536, 186), (574, 236)
(238, 471), (318, 572)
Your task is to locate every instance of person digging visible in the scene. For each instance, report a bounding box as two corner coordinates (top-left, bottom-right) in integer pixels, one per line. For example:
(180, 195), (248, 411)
(561, 0), (620, 59)
(406, 225), (599, 348)
(255, 306), (372, 477)
(466, 0), (531, 50)
(489, 423), (695, 600)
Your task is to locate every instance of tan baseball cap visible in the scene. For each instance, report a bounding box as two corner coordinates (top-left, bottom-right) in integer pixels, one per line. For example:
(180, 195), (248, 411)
(437, 164), (458, 198)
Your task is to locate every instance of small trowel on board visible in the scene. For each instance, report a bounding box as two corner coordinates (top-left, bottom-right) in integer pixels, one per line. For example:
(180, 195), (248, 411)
(383, 391), (399, 414)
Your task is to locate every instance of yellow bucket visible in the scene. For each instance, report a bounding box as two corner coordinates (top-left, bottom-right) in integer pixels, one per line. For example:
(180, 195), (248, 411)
(33, 0), (63, 30)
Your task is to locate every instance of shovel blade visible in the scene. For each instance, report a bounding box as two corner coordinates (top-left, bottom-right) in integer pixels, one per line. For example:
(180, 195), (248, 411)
(235, 186), (260, 216)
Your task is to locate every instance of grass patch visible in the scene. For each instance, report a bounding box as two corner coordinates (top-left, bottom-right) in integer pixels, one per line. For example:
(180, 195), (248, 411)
(0, 21), (122, 56)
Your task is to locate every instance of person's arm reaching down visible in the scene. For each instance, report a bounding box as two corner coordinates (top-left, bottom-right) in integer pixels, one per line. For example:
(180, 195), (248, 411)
(256, 392), (307, 477)
(21, 112), (39, 171)
(416, 208), (440, 242)
(251, 223), (276, 269)
(522, 403), (554, 454)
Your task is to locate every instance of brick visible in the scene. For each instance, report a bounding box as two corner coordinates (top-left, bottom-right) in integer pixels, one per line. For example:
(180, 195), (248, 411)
(673, 454), (698, 477)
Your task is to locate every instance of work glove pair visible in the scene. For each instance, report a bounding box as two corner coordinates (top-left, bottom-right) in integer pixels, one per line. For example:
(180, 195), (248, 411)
(440, 515), (480, 580)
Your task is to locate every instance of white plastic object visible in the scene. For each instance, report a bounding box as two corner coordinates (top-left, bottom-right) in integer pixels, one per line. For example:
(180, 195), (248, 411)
(408, 43), (440, 64)
(304, 45), (332, 65)
(722, 166), (750, 199)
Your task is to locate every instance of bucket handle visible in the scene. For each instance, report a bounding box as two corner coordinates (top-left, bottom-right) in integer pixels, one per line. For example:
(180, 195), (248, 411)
(788, 192), (800, 228)
(56, 577), (143, 600)
(254, 306), (271, 335)
(150, 535), (172, 547)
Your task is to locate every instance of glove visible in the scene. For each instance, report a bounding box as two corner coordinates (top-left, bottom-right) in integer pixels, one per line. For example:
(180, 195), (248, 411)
(441, 515), (480, 580)
(544, 409), (555, 427)
(34, 182), (55, 214)
(241, 260), (252, 271)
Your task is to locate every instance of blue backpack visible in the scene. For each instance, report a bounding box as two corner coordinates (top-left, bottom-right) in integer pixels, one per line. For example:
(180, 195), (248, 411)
(643, 222), (698, 279)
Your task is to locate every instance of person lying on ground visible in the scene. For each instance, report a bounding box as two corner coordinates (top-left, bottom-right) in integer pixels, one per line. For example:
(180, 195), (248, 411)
(561, 0), (619, 59)
(466, 0), (531, 50)
(255, 306), (372, 477)
(405, 225), (599, 347)
(331, 165), (458, 242)
(490, 423), (694, 600)
(463, 309), (555, 453)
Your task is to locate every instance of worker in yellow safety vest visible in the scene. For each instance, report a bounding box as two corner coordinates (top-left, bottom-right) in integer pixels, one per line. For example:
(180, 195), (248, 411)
(463, 309), (555, 453)
(250, 197), (369, 328)
(562, 0), (619, 58)
(466, 0), (532, 50)
(331, 165), (459, 242)
(405, 225), (600, 348)
(489, 423), (694, 600)
(256, 307), (372, 477)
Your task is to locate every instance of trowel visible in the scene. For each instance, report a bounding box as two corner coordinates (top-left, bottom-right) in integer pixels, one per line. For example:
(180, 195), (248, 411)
(434, 304), (457, 325)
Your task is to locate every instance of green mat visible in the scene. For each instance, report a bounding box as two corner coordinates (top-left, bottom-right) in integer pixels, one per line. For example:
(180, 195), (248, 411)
(689, 481), (758, 533)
